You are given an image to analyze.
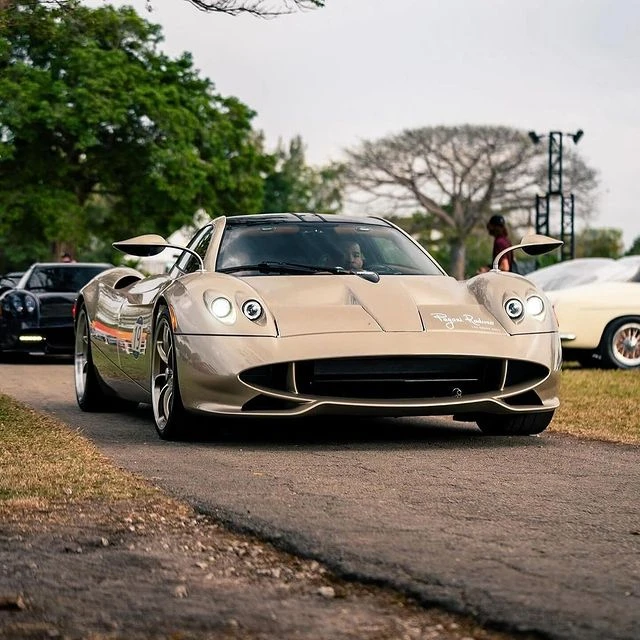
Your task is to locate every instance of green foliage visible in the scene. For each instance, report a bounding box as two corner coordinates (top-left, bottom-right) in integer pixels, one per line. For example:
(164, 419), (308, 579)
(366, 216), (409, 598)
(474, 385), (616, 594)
(262, 135), (344, 214)
(0, 1), (268, 270)
(387, 211), (448, 266)
(575, 227), (624, 258)
(624, 234), (640, 256)
(388, 211), (494, 279)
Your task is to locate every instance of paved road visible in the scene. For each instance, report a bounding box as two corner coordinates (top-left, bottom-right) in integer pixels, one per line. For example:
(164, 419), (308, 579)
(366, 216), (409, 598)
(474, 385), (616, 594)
(1, 359), (639, 640)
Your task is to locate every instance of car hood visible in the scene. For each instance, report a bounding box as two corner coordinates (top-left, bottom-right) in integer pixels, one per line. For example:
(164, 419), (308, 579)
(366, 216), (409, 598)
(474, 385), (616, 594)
(244, 275), (507, 337)
(33, 291), (79, 300)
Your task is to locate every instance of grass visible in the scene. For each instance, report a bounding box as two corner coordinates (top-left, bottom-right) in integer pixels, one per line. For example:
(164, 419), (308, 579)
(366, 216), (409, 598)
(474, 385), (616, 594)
(0, 366), (638, 507)
(550, 364), (640, 444)
(0, 394), (162, 505)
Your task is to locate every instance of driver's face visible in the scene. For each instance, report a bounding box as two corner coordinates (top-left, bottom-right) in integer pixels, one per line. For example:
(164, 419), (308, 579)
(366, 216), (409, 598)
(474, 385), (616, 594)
(346, 243), (364, 269)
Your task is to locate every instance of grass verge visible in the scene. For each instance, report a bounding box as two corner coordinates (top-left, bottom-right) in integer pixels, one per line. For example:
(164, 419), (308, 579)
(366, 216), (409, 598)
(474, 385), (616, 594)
(550, 365), (640, 444)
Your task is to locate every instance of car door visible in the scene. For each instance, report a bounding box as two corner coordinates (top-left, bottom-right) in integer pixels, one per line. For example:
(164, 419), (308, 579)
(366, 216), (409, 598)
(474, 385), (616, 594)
(117, 273), (172, 391)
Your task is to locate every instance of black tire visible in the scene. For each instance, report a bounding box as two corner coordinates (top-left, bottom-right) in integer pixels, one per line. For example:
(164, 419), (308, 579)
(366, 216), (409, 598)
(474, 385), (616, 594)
(599, 318), (640, 369)
(74, 303), (109, 411)
(151, 306), (188, 440)
(476, 411), (554, 436)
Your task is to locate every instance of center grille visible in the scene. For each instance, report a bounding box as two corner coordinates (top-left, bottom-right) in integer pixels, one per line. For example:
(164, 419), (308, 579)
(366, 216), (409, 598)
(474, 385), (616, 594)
(242, 356), (507, 400)
(296, 357), (502, 398)
(39, 298), (74, 326)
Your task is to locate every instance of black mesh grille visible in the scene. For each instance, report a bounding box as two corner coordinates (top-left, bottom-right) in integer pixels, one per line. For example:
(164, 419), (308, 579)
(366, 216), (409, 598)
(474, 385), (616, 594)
(295, 357), (502, 399)
(39, 299), (74, 325)
(241, 357), (550, 401)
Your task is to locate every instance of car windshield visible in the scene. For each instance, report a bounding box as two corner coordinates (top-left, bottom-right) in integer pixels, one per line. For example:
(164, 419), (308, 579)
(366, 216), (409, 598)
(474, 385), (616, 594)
(24, 265), (109, 293)
(216, 220), (444, 276)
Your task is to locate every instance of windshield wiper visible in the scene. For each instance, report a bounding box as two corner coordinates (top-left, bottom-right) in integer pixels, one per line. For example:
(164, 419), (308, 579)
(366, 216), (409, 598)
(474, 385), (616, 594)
(218, 262), (380, 282)
(282, 262), (380, 282)
(218, 261), (349, 275)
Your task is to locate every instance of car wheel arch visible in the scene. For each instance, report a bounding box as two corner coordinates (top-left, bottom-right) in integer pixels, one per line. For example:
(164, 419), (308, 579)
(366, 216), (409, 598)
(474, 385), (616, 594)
(598, 314), (640, 369)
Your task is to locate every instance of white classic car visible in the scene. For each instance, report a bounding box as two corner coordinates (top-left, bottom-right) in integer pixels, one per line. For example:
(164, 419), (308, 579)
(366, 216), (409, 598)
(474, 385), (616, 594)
(530, 257), (640, 369)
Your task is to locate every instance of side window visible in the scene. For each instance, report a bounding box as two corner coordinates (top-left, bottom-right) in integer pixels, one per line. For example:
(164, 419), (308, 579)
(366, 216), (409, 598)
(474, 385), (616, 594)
(175, 225), (214, 274)
(27, 270), (48, 290)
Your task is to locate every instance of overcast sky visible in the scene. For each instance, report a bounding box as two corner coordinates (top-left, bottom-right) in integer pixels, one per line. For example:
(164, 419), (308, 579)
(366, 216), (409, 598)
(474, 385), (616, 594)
(88, 0), (640, 249)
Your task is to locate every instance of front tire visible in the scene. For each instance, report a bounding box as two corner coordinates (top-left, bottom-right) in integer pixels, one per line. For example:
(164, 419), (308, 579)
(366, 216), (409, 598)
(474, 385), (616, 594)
(151, 307), (187, 440)
(476, 411), (554, 436)
(599, 318), (640, 369)
(74, 303), (109, 411)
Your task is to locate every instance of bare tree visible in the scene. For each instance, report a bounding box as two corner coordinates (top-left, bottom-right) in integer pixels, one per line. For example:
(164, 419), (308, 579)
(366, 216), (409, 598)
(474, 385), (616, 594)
(184, 0), (324, 16)
(0, 0), (324, 15)
(344, 125), (598, 279)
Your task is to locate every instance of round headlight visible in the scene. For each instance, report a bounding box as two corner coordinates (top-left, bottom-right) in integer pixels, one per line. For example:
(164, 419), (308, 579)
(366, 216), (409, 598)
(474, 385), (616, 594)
(10, 295), (24, 313)
(526, 295), (545, 317)
(210, 296), (233, 319)
(24, 294), (37, 314)
(242, 299), (263, 321)
(505, 297), (524, 319)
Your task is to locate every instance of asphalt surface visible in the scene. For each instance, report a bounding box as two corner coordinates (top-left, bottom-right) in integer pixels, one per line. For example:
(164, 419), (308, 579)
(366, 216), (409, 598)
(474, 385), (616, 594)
(1, 357), (639, 640)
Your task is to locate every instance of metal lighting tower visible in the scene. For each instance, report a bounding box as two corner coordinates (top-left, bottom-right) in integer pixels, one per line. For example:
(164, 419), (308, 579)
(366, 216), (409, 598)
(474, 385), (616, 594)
(528, 129), (583, 262)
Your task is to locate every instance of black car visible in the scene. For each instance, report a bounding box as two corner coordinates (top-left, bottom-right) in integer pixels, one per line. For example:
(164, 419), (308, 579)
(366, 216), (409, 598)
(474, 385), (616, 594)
(0, 262), (112, 356)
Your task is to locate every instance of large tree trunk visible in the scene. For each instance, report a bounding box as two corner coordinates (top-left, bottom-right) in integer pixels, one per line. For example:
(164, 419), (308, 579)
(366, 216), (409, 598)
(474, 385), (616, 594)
(449, 239), (467, 280)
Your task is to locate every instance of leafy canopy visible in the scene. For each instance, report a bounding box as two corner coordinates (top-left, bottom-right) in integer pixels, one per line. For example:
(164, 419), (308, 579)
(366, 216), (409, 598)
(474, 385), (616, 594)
(262, 135), (344, 215)
(0, 0), (268, 267)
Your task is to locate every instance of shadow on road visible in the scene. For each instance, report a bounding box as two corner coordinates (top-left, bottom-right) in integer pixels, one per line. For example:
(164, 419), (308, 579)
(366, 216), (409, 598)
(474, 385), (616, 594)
(0, 353), (74, 365)
(122, 405), (548, 451)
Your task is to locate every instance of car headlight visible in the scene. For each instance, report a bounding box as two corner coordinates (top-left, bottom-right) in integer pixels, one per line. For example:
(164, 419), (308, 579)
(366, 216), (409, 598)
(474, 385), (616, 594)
(7, 292), (37, 315)
(207, 295), (237, 325)
(24, 295), (37, 314)
(242, 299), (263, 321)
(525, 295), (545, 317)
(204, 292), (264, 325)
(504, 297), (524, 319)
(10, 296), (23, 313)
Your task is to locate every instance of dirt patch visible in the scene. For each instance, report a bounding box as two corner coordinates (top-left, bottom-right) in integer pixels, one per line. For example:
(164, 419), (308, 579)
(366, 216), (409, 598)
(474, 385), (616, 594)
(0, 497), (535, 640)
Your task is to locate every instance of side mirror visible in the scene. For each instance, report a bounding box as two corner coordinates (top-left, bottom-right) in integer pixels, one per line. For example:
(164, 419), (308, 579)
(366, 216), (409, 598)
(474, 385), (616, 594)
(113, 234), (169, 257)
(492, 234), (562, 271)
(113, 235), (205, 271)
(518, 234), (564, 256)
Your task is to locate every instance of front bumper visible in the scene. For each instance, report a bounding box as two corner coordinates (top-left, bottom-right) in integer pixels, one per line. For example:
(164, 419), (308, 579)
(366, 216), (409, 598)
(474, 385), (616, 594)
(175, 330), (561, 418)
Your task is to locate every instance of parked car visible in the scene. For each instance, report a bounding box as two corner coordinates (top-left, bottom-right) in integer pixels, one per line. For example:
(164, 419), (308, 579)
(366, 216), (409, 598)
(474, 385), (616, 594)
(543, 258), (640, 369)
(74, 213), (563, 440)
(0, 262), (112, 357)
(526, 255), (640, 291)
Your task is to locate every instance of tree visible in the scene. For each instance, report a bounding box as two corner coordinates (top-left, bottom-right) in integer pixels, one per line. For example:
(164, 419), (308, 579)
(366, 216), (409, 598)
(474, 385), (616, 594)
(624, 235), (640, 256)
(388, 211), (495, 278)
(575, 227), (624, 259)
(262, 135), (344, 214)
(182, 0), (323, 16)
(0, 1), (269, 269)
(344, 125), (598, 279)
(0, 0), (324, 16)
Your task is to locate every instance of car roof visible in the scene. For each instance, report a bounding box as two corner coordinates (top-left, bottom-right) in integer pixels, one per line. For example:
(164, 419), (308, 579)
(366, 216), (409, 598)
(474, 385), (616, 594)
(27, 262), (113, 268)
(223, 213), (392, 227)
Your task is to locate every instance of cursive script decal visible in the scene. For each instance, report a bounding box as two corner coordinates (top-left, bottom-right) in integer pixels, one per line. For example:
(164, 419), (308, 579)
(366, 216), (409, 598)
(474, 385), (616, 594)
(430, 312), (495, 330)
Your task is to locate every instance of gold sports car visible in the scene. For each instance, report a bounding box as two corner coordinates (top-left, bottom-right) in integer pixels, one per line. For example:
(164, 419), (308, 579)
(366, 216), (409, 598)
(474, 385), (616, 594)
(73, 213), (563, 440)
